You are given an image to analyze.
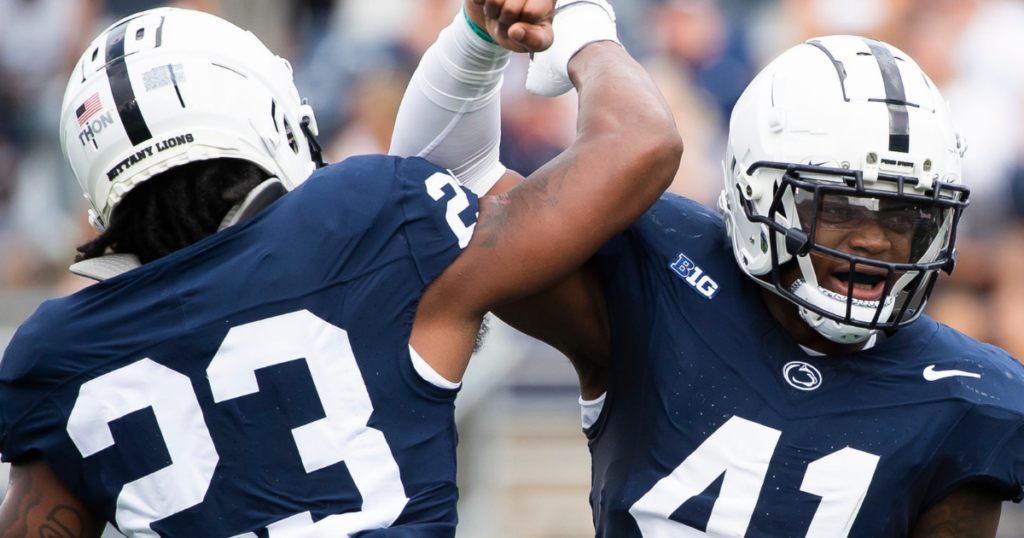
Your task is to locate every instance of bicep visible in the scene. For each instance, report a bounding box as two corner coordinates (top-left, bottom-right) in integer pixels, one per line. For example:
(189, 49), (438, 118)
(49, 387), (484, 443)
(0, 459), (105, 538)
(909, 484), (1002, 538)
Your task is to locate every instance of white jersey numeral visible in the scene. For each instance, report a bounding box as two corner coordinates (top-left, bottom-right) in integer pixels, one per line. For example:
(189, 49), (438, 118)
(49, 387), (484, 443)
(68, 359), (219, 537)
(67, 310), (407, 537)
(801, 447), (880, 538)
(630, 417), (780, 537)
(425, 172), (475, 248)
(629, 416), (880, 538)
(208, 311), (408, 536)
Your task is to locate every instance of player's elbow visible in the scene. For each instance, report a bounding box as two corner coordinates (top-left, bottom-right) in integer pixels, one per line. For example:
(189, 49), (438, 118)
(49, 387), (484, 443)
(649, 128), (684, 191)
(622, 120), (683, 195)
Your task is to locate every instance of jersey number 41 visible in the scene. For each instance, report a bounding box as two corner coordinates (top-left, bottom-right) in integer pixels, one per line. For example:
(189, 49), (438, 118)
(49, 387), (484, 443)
(630, 416), (880, 538)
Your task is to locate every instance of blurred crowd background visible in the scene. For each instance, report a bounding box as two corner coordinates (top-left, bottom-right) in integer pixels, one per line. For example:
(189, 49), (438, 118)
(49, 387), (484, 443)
(3, 0), (1024, 536)
(3, 0), (1024, 354)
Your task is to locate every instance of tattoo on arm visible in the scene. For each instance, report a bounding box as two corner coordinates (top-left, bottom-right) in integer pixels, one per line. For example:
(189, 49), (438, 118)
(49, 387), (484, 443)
(910, 485), (1002, 538)
(0, 463), (101, 538)
(38, 506), (88, 538)
(473, 149), (577, 249)
(0, 463), (41, 538)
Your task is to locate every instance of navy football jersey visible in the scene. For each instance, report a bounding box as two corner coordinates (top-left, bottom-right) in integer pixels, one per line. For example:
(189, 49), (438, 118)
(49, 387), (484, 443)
(0, 155), (478, 538)
(588, 194), (1024, 537)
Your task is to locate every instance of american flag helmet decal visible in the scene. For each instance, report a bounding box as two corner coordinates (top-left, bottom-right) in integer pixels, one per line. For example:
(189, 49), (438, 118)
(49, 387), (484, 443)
(76, 93), (103, 126)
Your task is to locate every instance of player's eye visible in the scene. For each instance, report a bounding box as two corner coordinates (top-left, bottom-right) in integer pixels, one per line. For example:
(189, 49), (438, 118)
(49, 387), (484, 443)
(818, 204), (857, 224)
(879, 211), (917, 234)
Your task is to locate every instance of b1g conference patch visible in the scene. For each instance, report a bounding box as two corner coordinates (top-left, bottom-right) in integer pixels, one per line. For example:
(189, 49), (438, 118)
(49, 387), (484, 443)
(669, 253), (719, 299)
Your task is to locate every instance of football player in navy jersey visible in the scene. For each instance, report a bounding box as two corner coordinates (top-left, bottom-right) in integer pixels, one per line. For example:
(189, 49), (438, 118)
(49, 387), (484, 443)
(397, 19), (1024, 537)
(0, 1), (681, 537)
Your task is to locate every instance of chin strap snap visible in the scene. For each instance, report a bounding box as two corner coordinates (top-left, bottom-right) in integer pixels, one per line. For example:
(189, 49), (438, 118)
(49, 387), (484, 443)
(942, 248), (958, 275)
(87, 208), (107, 233)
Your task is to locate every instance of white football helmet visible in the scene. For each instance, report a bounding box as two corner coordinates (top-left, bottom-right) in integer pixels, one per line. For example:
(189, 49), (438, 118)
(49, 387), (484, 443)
(60, 8), (324, 231)
(718, 36), (969, 344)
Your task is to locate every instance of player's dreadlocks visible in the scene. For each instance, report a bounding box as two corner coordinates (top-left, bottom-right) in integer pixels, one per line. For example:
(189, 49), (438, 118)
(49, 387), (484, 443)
(76, 159), (270, 264)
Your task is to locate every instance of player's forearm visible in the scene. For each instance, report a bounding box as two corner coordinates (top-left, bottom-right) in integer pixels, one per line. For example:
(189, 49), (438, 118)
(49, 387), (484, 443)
(567, 42), (683, 239)
(388, 8), (510, 196)
(0, 460), (105, 538)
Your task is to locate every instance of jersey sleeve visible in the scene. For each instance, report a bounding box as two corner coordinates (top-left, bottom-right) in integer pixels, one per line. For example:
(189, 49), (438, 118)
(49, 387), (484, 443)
(0, 308), (71, 463)
(985, 420), (1024, 502)
(397, 157), (479, 286)
(923, 404), (1024, 508)
(915, 334), (1024, 508)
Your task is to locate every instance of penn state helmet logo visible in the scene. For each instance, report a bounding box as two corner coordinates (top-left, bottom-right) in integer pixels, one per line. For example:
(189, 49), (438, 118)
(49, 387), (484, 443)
(783, 361), (822, 391)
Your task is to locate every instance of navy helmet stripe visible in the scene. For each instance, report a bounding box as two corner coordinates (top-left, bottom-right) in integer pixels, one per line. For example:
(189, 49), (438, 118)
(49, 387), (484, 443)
(864, 39), (910, 153)
(105, 19), (153, 147)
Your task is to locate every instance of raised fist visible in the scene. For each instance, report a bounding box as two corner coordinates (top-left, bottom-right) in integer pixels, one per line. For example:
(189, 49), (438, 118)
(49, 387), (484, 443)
(466, 0), (555, 53)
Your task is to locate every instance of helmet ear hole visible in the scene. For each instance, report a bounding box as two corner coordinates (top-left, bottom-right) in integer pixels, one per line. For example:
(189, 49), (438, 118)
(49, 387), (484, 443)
(283, 116), (299, 154)
(270, 100), (280, 133)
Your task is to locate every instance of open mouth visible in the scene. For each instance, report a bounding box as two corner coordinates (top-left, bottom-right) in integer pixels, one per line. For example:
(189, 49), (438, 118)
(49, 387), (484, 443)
(830, 271), (886, 301)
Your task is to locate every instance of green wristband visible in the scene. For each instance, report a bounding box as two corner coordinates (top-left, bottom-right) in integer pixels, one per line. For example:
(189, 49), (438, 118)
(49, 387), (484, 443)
(463, 7), (498, 45)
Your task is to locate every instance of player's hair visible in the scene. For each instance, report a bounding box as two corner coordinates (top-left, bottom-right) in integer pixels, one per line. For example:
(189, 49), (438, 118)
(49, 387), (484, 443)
(76, 159), (270, 264)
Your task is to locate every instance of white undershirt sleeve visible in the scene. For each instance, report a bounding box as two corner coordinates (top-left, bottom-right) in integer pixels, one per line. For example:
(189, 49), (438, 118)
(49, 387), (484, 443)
(580, 392), (607, 430)
(388, 11), (510, 197)
(409, 345), (462, 390)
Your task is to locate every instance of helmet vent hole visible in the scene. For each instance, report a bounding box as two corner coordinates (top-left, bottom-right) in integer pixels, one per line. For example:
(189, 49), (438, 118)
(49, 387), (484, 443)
(212, 63), (247, 78)
(856, 51), (872, 56)
(136, 28), (146, 41)
(91, 48), (99, 61)
(283, 116), (299, 154)
(271, 100), (280, 133)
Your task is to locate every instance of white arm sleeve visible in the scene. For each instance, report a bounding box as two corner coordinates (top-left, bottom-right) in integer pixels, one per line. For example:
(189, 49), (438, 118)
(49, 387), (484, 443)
(389, 11), (511, 197)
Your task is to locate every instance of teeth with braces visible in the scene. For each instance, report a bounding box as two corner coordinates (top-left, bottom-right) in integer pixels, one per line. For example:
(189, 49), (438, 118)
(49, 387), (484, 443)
(789, 279), (895, 308)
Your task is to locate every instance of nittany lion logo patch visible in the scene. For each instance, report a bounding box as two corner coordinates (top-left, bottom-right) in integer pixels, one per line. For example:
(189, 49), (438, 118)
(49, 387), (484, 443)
(783, 361), (823, 391)
(669, 253), (719, 299)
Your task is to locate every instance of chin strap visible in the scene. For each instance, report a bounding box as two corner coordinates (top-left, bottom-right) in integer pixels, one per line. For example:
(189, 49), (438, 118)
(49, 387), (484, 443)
(300, 100), (326, 170)
(71, 178), (288, 282)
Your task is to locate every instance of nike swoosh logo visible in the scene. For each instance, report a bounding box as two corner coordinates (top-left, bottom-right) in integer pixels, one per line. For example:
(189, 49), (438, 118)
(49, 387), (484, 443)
(923, 365), (981, 381)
